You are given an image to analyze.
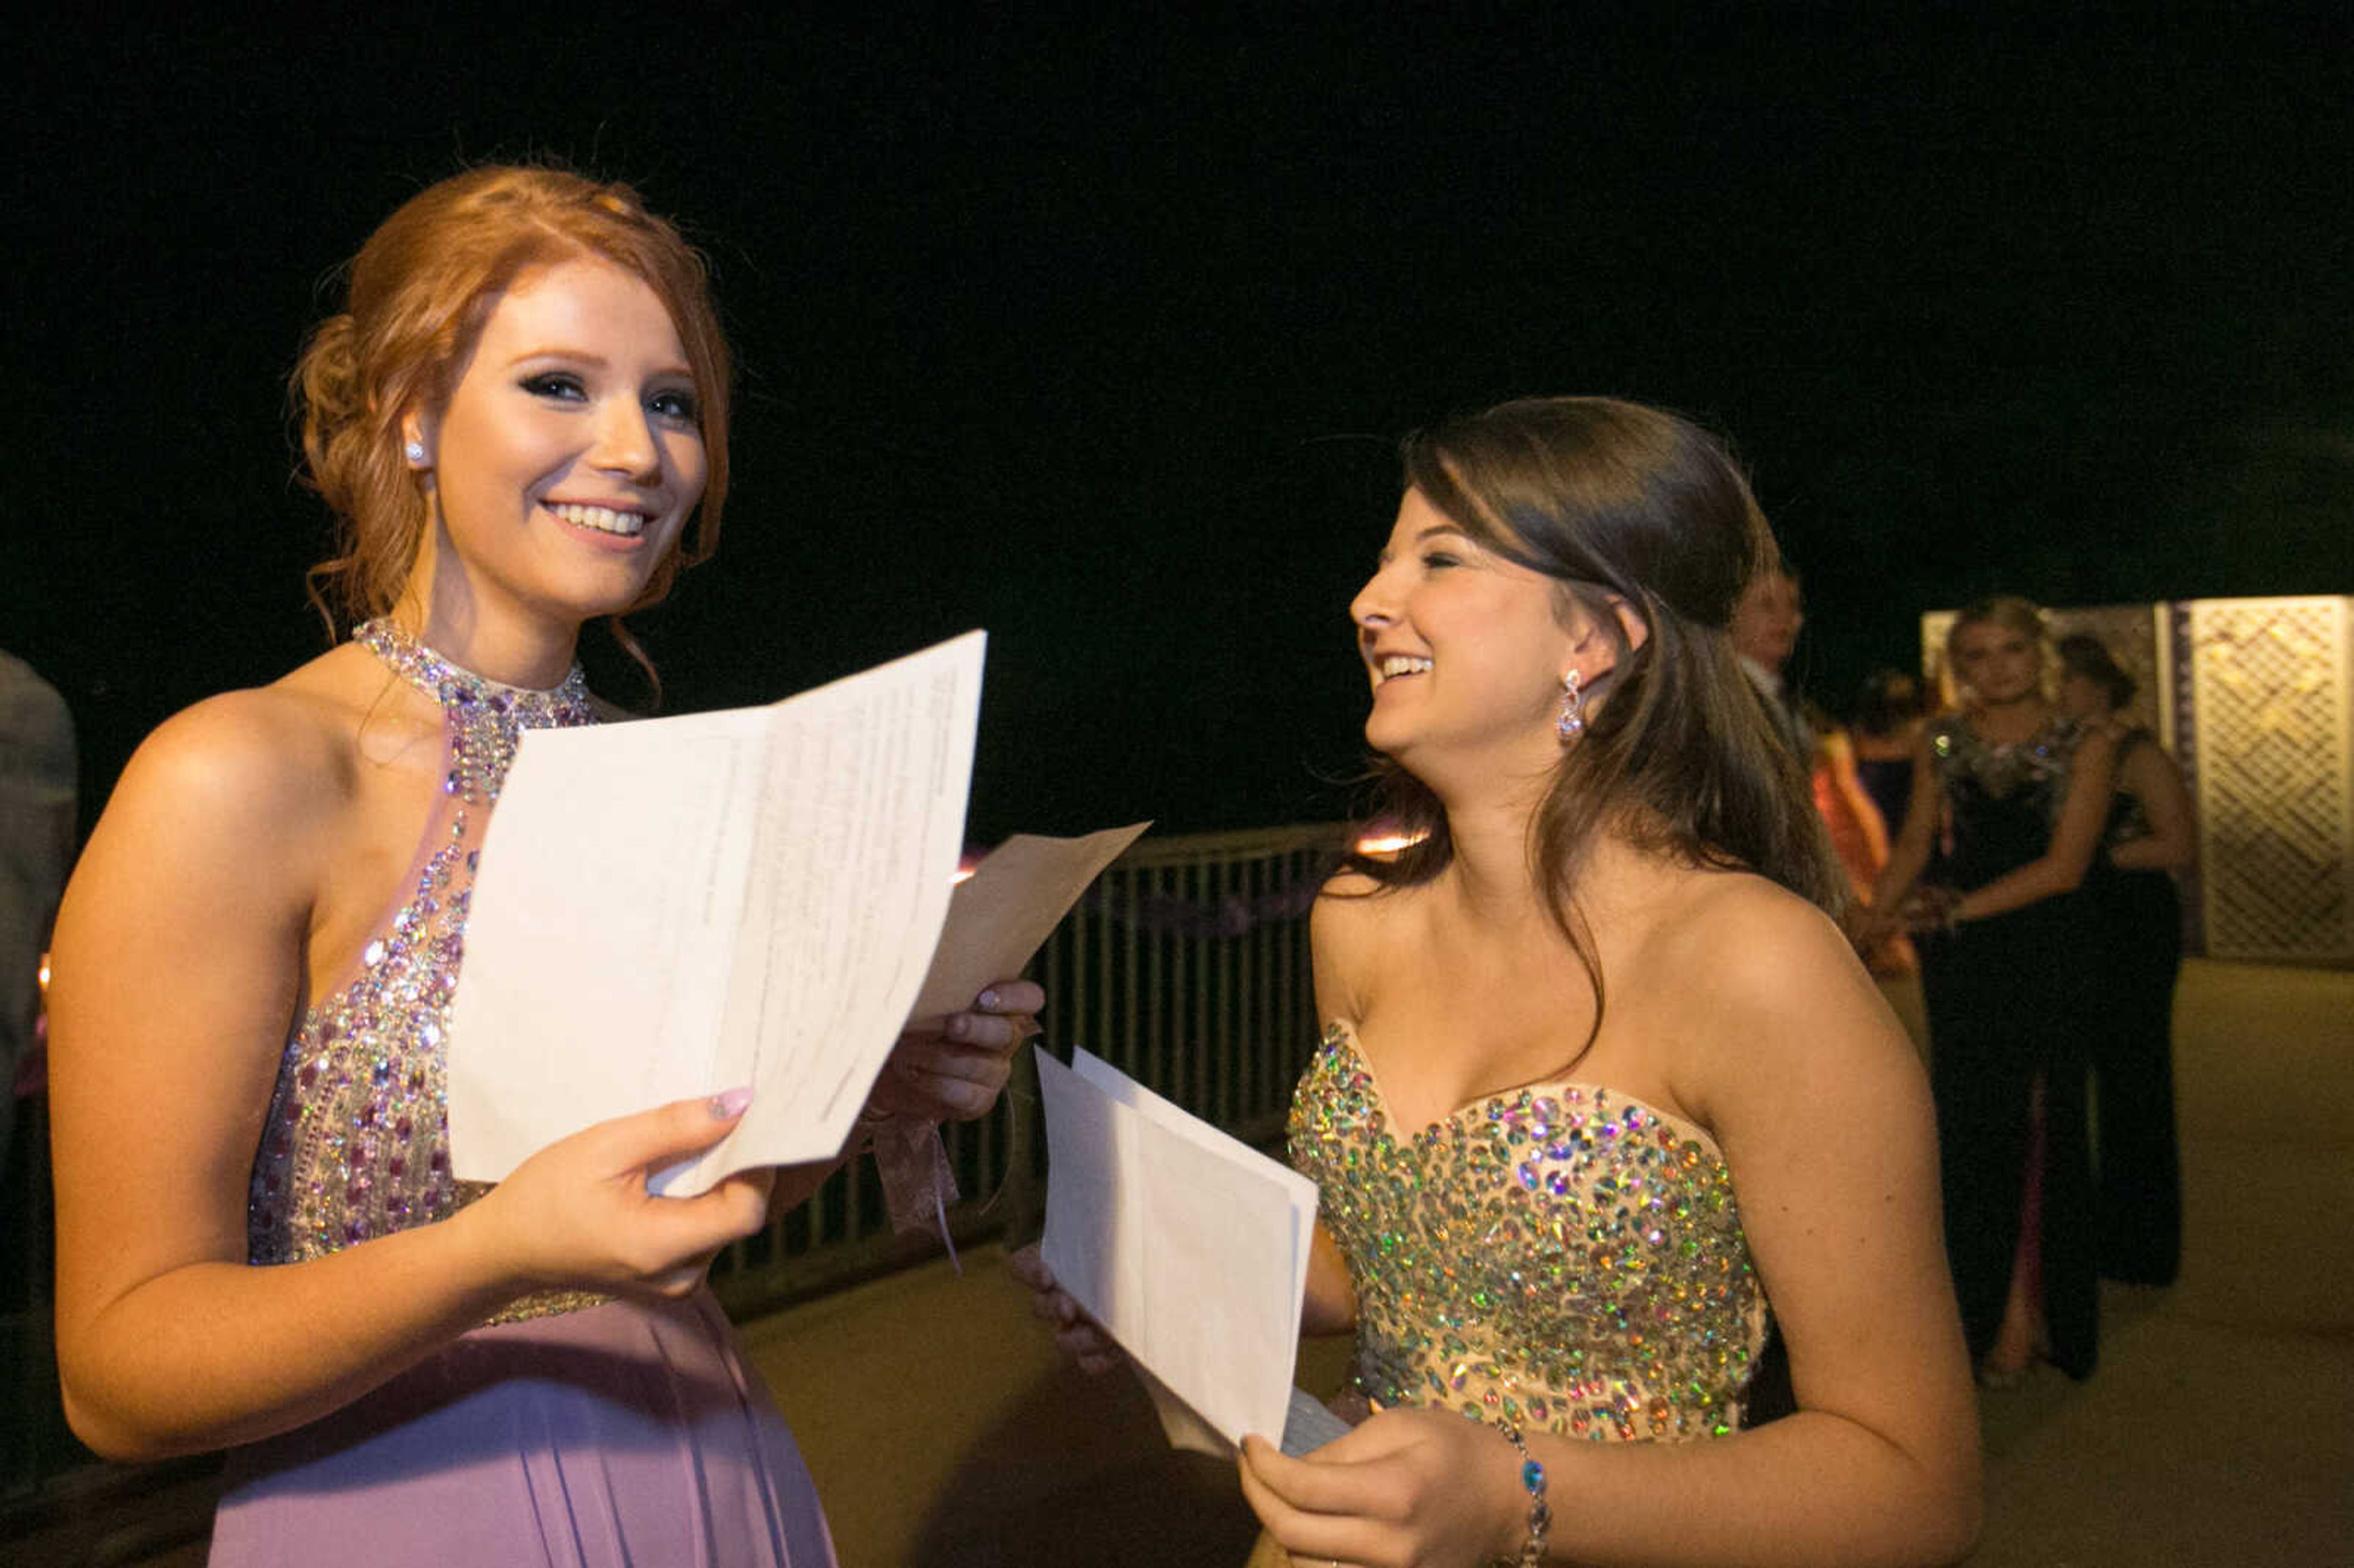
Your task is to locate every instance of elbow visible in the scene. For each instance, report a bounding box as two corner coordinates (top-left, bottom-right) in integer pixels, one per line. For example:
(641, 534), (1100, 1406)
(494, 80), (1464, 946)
(59, 1368), (210, 1465)
(1908, 1447), (1984, 1567)
(61, 1386), (165, 1464)
(1927, 1477), (1984, 1566)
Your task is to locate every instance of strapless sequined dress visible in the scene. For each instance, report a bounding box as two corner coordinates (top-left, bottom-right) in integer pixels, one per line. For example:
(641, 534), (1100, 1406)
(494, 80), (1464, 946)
(1289, 1021), (1767, 1445)
(210, 621), (836, 1567)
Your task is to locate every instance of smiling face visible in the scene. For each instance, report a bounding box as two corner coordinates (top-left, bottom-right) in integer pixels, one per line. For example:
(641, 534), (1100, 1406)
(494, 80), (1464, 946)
(1950, 618), (2043, 707)
(404, 256), (707, 661)
(1349, 487), (1582, 777)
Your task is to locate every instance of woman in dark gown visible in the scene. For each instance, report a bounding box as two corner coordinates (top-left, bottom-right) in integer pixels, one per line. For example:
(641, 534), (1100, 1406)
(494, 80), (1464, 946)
(2057, 633), (2196, 1287)
(1861, 599), (2118, 1384)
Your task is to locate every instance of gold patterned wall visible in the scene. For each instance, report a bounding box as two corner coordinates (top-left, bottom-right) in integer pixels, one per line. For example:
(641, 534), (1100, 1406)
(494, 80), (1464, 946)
(1918, 595), (2353, 967)
(2182, 597), (2351, 964)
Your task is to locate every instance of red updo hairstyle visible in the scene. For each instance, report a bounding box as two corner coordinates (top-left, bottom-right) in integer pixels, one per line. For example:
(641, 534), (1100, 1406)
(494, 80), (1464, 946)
(294, 164), (731, 669)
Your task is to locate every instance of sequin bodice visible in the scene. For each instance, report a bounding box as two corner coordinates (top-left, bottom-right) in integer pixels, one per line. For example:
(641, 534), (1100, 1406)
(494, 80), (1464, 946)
(1927, 714), (2083, 892)
(1289, 1021), (1767, 1443)
(246, 622), (595, 1306)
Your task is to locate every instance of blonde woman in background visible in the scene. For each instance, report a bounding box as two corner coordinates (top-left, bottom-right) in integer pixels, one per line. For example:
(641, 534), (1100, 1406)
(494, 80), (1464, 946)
(1861, 598), (2118, 1387)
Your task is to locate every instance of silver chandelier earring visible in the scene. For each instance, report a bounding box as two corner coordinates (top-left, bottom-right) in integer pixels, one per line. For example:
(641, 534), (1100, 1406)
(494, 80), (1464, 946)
(1557, 669), (1586, 740)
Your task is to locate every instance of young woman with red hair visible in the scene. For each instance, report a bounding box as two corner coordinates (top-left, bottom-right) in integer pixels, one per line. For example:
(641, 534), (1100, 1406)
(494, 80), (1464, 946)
(48, 166), (1038, 1566)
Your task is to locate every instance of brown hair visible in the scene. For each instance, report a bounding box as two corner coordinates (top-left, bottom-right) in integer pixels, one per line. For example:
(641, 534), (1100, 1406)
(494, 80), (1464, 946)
(293, 164), (731, 680)
(1942, 595), (2052, 705)
(1346, 397), (1843, 1055)
(2055, 631), (2136, 712)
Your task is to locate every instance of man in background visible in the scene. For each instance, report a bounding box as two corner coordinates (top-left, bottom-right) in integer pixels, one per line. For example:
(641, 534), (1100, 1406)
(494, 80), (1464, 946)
(1731, 562), (1811, 761)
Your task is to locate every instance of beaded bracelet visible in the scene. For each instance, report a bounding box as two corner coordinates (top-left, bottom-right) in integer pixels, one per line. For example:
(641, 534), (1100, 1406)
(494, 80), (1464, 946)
(1488, 1423), (1551, 1568)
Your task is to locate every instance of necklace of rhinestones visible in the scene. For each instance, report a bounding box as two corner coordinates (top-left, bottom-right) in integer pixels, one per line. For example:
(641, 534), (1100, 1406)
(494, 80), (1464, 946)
(353, 617), (595, 808)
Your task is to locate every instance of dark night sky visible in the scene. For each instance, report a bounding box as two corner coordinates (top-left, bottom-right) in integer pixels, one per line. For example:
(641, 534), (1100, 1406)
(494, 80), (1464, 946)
(11, 10), (2351, 843)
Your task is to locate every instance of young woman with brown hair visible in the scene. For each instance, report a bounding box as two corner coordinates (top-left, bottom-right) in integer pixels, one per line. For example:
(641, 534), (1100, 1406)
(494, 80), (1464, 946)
(1027, 397), (1979, 1567)
(2055, 631), (2193, 1286)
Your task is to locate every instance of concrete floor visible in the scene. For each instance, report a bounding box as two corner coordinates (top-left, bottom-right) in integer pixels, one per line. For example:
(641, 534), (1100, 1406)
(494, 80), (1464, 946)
(11, 959), (2349, 1565)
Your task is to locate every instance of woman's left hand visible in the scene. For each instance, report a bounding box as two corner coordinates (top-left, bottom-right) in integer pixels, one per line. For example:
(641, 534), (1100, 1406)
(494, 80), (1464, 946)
(1238, 1406), (1528, 1568)
(864, 980), (1043, 1123)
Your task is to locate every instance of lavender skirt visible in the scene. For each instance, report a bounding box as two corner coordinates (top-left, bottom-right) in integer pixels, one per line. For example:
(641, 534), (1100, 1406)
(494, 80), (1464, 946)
(209, 1291), (835, 1567)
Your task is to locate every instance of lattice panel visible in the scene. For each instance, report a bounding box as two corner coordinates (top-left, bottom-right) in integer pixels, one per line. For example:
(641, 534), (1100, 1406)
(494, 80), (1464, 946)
(2185, 598), (2352, 963)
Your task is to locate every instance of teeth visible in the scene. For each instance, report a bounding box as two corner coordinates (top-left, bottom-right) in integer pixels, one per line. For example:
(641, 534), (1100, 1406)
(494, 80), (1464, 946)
(1377, 655), (1433, 682)
(550, 503), (647, 537)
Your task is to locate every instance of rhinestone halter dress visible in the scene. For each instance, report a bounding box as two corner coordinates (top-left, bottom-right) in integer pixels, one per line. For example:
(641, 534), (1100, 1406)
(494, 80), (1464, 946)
(1290, 1021), (1768, 1444)
(212, 620), (836, 1567)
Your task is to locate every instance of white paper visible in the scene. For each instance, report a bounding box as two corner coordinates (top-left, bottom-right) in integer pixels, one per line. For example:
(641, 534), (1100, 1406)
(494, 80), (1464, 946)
(1036, 1045), (1328, 1453)
(446, 632), (985, 1193)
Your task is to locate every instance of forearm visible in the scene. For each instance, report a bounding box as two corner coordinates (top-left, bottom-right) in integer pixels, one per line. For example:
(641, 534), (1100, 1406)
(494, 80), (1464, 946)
(1953, 856), (2081, 922)
(59, 1206), (515, 1461)
(1867, 828), (1933, 911)
(1536, 1410), (1979, 1568)
(2106, 835), (2192, 873)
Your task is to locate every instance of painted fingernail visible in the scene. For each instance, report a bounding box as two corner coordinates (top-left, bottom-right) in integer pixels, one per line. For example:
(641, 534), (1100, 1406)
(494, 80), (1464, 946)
(709, 1086), (754, 1119)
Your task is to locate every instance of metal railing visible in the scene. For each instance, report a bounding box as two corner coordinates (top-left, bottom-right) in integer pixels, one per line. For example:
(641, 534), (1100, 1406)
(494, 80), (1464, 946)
(707, 821), (1342, 1316)
(3, 822), (1343, 1536)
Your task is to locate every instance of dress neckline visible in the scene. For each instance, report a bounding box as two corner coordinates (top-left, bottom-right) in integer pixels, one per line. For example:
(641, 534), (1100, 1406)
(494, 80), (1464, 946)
(354, 617), (591, 717)
(354, 618), (595, 807)
(1325, 1018), (1725, 1157)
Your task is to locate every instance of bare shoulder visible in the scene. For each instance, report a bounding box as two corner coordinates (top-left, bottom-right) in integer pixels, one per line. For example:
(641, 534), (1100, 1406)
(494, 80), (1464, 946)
(1311, 867), (1415, 1021)
(2072, 722), (2121, 767)
(1656, 872), (1859, 1005)
(97, 645), (407, 861)
(1648, 870), (1916, 1122)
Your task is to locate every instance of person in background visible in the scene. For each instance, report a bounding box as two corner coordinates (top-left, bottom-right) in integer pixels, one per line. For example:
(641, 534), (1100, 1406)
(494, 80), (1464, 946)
(2055, 632), (2194, 1286)
(1845, 669), (1935, 978)
(0, 649), (76, 1173)
(47, 166), (1040, 1566)
(1851, 669), (1930, 843)
(1024, 397), (1979, 1568)
(1729, 560), (1811, 763)
(1859, 598), (2118, 1387)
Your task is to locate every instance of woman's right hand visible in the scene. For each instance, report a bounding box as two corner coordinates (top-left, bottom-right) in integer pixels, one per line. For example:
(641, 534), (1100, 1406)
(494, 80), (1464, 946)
(463, 1090), (775, 1301)
(1006, 1241), (1123, 1374)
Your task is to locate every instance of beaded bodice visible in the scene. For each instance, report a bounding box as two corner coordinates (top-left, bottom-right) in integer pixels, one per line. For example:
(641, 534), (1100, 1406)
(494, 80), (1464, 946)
(1290, 1022), (1767, 1444)
(246, 621), (595, 1303)
(1926, 714), (2084, 892)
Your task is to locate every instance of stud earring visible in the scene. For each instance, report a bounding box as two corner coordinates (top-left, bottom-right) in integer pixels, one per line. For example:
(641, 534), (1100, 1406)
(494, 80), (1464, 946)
(1557, 669), (1586, 740)
(404, 439), (427, 466)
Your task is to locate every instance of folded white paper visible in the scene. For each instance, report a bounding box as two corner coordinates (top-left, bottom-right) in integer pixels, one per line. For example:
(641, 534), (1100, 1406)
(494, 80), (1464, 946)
(1037, 1046), (1336, 1454)
(448, 634), (991, 1193)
